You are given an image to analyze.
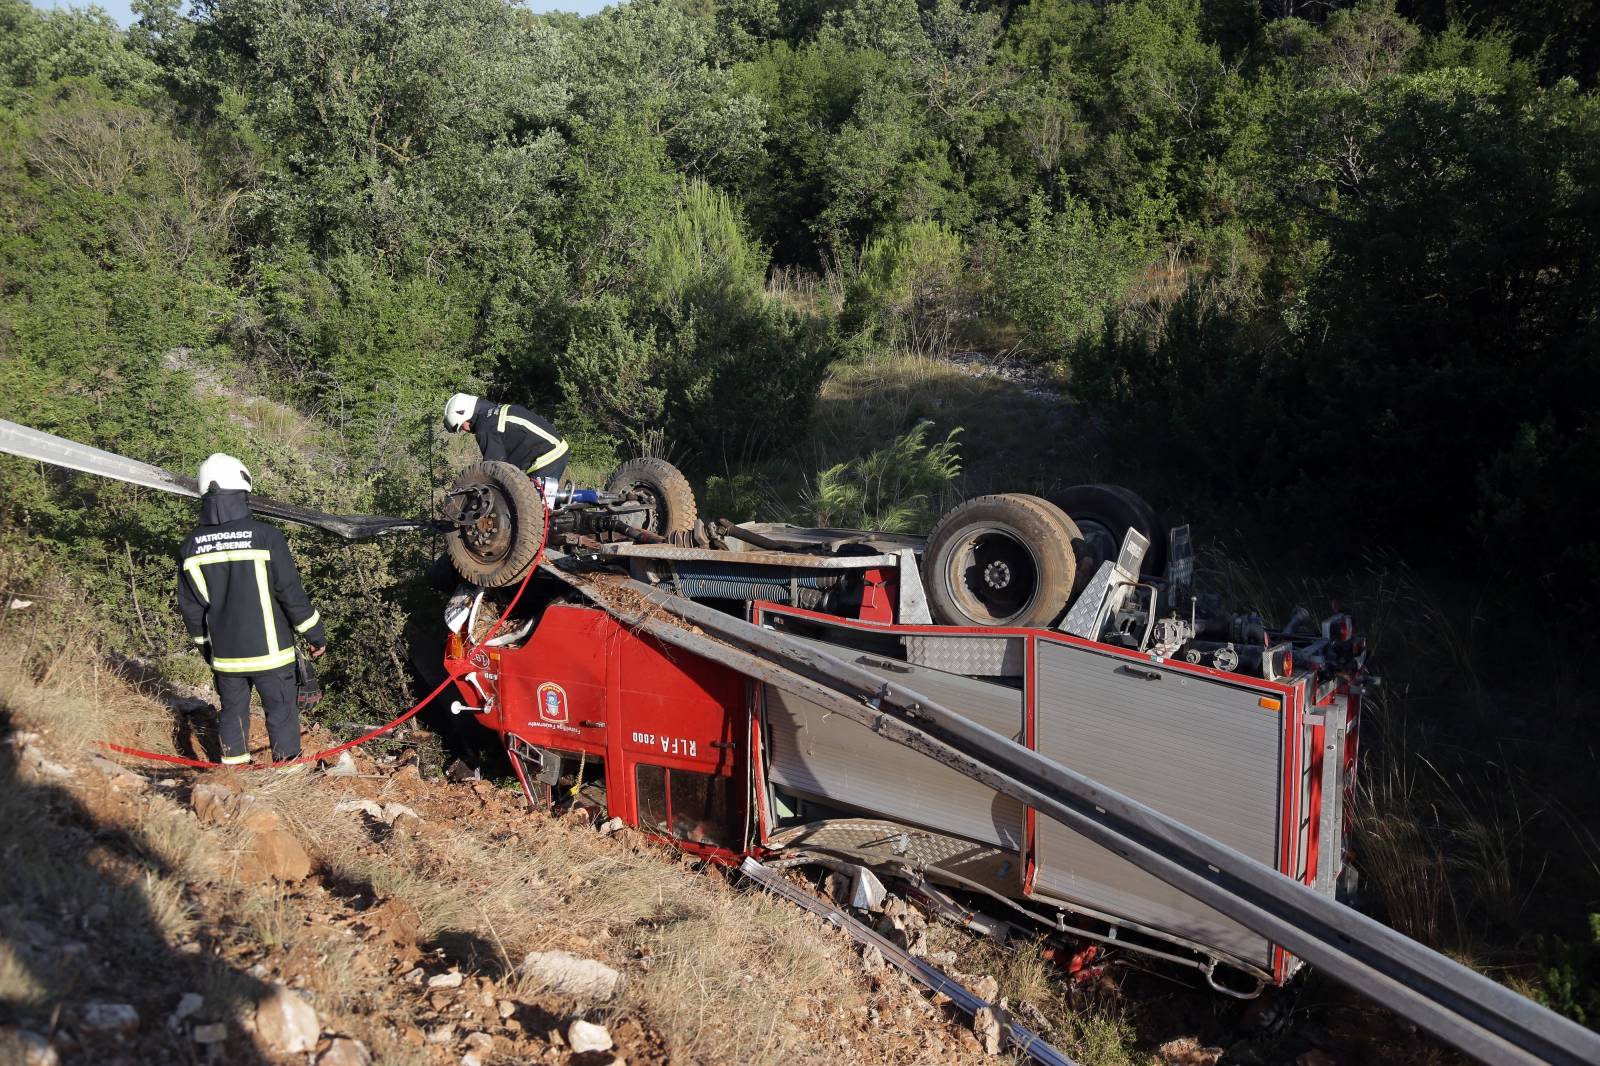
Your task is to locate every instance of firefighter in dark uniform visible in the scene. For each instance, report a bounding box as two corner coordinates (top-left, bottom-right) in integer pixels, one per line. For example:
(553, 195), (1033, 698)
(443, 393), (569, 483)
(177, 453), (328, 767)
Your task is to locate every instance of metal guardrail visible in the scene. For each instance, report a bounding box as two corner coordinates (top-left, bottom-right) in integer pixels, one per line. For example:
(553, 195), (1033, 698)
(550, 556), (1600, 1066)
(0, 419), (433, 539)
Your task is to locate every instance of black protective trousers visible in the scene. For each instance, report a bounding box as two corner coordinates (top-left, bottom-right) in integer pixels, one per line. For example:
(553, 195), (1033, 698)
(214, 666), (301, 761)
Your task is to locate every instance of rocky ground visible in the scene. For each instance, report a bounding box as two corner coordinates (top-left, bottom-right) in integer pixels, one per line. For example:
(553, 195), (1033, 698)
(939, 349), (1066, 404)
(0, 669), (1463, 1066)
(0, 656), (1011, 1066)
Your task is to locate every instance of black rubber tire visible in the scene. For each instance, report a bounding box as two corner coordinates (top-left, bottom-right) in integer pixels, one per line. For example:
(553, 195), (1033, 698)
(605, 457), (698, 537)
(1046, 483), (1167, 577)
(923, 494), (1081, 628)
(444, 461), (548, 588)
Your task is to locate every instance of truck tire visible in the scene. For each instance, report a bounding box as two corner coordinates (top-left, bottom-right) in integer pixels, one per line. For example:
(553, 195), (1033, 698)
(605, 457), (698, 537)
(444, 461), (548, 588)
(1047, 483), (1167, 577)
(924, 494), (1081, 628)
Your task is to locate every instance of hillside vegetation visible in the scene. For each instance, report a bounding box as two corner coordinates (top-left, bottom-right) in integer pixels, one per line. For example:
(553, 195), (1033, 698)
(2, 0), (1598, 1048)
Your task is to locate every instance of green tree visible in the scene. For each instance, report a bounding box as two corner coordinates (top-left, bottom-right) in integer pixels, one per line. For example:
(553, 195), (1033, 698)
(1, 0), (159, 104)
(189, 0), (570, 265)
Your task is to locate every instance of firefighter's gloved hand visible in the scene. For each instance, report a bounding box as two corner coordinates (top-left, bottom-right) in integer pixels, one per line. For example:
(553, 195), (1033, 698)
(308, 642), (327, 660)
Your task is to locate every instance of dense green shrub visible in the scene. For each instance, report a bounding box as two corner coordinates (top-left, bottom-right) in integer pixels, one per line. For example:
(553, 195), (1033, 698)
(700, 472), (766, 523)
(992, 195), (1151, 360)
(1061, 13), (1600, 603)
(560, 182), (837, 462)
(0, 74), (237, 656)
(843, 219), (976, 356)
(642, 180), (770, 304)
(1539, 915), (1600, 1027)
(556, 299), (671, 449)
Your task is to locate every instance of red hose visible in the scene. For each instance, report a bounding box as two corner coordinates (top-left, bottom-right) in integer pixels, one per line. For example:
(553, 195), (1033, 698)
(100, 497), (550, 771)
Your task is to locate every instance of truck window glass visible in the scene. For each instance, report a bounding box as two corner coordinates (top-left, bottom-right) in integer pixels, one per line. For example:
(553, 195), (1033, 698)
(636, 764), (669, 834)
(668, 768), (738, 849)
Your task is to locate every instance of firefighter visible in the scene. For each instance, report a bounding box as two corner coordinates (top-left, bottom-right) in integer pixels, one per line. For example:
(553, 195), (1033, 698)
(177, 453), (328, 768)
(443, 393), (569, 483)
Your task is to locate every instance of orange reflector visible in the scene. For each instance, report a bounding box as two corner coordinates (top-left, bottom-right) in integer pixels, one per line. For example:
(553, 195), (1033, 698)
(1258, 696), (1282, 712)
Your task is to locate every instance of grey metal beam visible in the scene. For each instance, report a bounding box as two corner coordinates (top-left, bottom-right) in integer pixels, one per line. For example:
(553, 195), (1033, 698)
(548, 557), (1600, 1066)
(0, 419), (433, 539)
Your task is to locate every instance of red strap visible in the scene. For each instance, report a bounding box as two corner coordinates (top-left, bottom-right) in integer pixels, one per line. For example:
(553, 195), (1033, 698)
(100, 498), (549, 771)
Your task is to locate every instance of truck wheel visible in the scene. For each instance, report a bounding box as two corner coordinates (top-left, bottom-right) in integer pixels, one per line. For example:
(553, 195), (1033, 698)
(924, 494), (1081, 628)
(1047, 483), (1167, 577)
(605, 457), (698, 537)
(444, 461), (548, 587)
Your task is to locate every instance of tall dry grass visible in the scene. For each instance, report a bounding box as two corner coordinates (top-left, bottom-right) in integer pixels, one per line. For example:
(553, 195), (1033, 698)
(0, 555), (176, 757)
(806, 348), (1084, 500)
(686, 343), (1084, 527)
(766, 263), (844, 320)
(0, 588), (275, 1048)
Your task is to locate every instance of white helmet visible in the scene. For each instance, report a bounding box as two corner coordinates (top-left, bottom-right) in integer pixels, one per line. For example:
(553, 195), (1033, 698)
(444, 393), (478, 431)
(197, 453), (252, 493)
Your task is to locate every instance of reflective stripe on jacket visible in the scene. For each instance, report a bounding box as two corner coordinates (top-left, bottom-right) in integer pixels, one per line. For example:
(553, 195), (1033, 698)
(473, 402), (569, 474)
(177, 490), (327, 674)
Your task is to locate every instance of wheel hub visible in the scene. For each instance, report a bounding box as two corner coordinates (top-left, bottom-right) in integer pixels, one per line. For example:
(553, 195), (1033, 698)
(945, 526), (1041, 624)
(614, 484), (660, 533)
(466, 511), (501, 549)
(447, 484), (513, 563)
(983, 560), (1013, 589)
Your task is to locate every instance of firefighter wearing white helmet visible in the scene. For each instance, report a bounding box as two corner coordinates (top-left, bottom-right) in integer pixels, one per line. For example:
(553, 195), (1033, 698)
(443, 393), (569, 481)
(177, 453), (328, 767)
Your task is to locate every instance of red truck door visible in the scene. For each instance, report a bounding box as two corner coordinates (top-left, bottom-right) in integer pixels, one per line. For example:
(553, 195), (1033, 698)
(614, 624), (748, 856)
(487, 604), (749, 855)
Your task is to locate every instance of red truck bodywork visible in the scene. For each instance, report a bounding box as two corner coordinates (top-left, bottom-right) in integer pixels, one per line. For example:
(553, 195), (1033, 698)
(447, 595), (1362, 988)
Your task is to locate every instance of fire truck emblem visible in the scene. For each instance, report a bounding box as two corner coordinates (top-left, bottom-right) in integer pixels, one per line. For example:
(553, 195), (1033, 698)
(535, 682), (568, 724)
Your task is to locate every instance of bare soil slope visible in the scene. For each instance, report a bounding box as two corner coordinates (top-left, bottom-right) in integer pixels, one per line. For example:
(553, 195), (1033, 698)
(0, 644), (997, 1065)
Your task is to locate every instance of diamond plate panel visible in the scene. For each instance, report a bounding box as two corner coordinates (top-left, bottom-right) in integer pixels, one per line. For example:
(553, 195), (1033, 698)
(1059, 559), (1116, 638)
(770, 819), (985, 864)
(903, 634), (1025, 677)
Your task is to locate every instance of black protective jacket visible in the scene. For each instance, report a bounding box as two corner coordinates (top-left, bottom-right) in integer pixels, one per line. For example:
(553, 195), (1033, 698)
(176, 490), (327, 674)
(471, 400), (569, 478)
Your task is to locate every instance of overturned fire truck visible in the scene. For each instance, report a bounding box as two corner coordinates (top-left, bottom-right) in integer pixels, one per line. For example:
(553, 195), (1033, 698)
(6, 420), (1591, 1064)
(438, 457), (1367, 996)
